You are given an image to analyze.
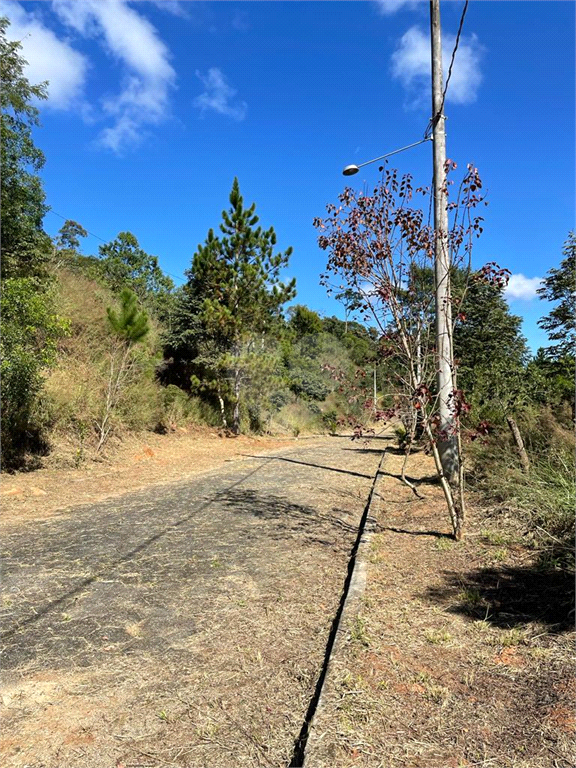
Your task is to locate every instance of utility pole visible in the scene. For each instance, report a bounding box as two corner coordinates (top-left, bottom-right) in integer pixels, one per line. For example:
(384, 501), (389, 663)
(430, 0), (458, 483)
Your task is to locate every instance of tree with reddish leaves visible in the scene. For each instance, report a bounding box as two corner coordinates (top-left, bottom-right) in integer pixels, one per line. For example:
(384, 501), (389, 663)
(314, 161), (490, 540)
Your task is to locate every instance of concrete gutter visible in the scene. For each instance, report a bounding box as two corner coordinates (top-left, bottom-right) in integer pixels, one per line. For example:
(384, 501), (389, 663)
(289, 449), (386, 767)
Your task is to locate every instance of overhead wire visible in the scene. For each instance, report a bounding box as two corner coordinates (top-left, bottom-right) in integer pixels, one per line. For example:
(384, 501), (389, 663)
(47, 208), (187, 284)
(423, 0), (470, 139)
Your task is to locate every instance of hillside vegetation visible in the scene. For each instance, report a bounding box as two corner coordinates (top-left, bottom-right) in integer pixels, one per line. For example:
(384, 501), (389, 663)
(1, 18), (574, 571)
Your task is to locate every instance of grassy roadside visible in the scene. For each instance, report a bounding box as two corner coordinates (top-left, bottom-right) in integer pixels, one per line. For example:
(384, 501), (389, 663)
(305, 443), (575, 768)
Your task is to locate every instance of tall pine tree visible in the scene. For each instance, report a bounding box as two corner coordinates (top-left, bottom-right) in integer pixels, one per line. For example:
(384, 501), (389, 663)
(170, 178), (296, 432)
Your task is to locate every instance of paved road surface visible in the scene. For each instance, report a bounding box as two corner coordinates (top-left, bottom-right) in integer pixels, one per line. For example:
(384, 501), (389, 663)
(1, 437), (385, 768)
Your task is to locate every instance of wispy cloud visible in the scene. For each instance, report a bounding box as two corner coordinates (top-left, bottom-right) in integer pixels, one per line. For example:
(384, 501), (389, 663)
(194, 68), (247, 121)
(0, 0), (88, 110)
(52, 0), (176, 152)
(391, 25), (483, 108)
(136, 1), (192, 20)
(375, 0), (423, 15)
(505, 274), (542, 301)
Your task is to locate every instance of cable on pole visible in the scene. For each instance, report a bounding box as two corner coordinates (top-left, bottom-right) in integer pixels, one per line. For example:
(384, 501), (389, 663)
(424, 0), (470, 138)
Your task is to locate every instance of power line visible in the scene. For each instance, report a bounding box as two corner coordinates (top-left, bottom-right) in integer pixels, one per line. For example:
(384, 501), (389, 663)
(424, 0), (470, 139)
(47, 209), (187, 284)
(441, 0), (469, 114)
(48, 209), (107, 243)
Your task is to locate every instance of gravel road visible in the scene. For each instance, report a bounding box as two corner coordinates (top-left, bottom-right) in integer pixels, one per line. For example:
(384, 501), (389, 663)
(1, 437), (384, 768)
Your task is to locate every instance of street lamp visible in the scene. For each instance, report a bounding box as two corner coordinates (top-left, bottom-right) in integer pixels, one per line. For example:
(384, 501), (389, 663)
(342, 136), (432, 176)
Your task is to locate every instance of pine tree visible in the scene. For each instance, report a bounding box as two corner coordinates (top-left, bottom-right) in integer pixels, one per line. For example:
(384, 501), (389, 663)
(107, 287), (150, 344)
(537, 232), (576, 359)
(182, 178), (296, 432)
(96, 289), (150, 452)
(56, 220), (88, 252)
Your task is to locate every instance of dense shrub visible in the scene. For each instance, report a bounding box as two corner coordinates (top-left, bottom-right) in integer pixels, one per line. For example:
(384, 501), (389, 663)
(1, 278), (68, 467)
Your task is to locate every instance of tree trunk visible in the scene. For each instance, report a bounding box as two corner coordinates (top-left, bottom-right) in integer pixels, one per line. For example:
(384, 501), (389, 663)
(506, 415), (530, 473)
(216, 385), (228, 429)
(401, 410), (424, 499)
(95, 344), (132, 453)
(232, 367), (241, 434)
(424, 419), (464, 540)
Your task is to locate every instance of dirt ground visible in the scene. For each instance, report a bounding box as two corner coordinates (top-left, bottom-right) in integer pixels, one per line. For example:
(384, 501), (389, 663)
(305, 442), (575, 768)
(1, 436), (382, 768)
(0, 429), (308, 526)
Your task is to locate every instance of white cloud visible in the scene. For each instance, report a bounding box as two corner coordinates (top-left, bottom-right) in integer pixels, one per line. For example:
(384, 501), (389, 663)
(391, 25), (483, 107)
(52, 0), (176, 151)
(144, 1), (191, 18)
(505, 274), (542, 301)
(194, 68), (247, 121)
(0, 0), (88, 110)
(375, 0), (422, 14)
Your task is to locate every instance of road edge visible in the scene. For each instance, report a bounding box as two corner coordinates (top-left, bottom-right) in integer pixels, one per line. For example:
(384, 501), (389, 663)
(293, 449), (386, 767)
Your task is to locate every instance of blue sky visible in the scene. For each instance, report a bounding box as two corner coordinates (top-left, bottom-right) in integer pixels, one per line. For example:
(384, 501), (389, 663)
(3, 0), (574, 351)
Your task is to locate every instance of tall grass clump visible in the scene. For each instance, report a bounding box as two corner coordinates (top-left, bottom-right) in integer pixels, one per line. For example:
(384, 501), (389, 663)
(469, 406), (574, 570)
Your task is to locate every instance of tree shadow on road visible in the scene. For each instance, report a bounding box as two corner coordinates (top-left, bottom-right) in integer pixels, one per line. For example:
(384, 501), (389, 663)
(218, 487), (358, 549)
(241, 454), (374, 480)
(379, 526), (451, 538)
(425, 564), (575, 632)
(380, 471), (439, 488)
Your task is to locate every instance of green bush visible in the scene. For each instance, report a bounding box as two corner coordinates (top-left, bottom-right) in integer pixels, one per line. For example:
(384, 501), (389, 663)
(1, 278), (68, 467)
(322, 408), (339, 434)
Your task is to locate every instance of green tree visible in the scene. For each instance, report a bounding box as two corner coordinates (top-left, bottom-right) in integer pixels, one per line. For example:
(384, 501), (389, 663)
(107, 287), (150, 344)
(56, 219), (88, 252)
(527, 349), (575, 415)
(288, 305), (323, 339)
(1, 279), (68, 466)
(335, 288), (363, 334)
(454, 275), (532, 471)
(454, 275), (529, 407)
(160, 285), (205, 388)
(0, 18), (67, 467)
(53, 219), (109, 282)
(184, 178), (296, 433)
(98, 231), (174, 317)
(0, 17), (51, 279)
(537, 232), (576, 359)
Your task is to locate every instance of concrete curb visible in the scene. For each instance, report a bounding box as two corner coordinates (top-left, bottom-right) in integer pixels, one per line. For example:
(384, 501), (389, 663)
(301, 450), (386, 767)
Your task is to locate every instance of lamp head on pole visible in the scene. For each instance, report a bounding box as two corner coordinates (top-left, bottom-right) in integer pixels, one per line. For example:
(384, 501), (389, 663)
(341, 136), (432, 177)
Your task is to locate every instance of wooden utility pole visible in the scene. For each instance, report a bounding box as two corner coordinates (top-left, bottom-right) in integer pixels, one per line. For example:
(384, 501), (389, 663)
(430, 0), (458, 483)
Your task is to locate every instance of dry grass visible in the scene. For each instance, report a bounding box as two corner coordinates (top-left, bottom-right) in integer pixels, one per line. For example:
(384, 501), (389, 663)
(306, 445), (575, 768)
(270, 401), (325, 437)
